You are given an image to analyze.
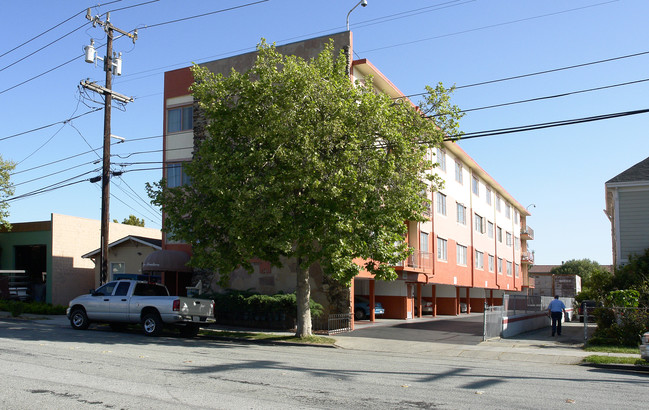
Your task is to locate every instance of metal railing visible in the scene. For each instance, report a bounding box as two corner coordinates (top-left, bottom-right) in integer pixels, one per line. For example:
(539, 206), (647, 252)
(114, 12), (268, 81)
(312, 313), (352, 335)
(405, 249), (433, 270)
(521, 225), (534, 240)
(483, 305), (504, 340)
(521, 250), (534, 264)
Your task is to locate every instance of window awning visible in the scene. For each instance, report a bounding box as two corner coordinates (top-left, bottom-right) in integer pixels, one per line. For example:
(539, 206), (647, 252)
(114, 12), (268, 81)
(142, 250), (191, 272)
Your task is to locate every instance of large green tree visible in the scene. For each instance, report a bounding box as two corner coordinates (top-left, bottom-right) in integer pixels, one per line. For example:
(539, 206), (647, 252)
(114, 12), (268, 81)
(148, 40), (463, 337)
(0, 155), (16, 230)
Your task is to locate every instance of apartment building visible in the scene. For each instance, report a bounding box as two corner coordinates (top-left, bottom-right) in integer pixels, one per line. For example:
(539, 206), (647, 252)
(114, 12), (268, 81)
(161, 32), (533, 320)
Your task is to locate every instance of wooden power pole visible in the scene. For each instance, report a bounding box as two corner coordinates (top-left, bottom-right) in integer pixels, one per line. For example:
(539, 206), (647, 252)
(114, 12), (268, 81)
(81, 10), (136, 284)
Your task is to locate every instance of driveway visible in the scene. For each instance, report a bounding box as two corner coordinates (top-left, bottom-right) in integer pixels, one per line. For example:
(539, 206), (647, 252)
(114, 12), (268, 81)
(347, 313), (485, 345)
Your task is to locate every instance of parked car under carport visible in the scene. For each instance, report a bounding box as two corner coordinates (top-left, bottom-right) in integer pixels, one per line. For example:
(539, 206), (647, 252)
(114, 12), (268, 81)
(354, 296), (385, 320)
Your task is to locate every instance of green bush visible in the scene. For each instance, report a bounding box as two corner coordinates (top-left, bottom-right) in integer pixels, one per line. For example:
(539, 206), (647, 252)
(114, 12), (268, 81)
(0, 300), (67, 316)
(591, 307), (649, 347)
(201, 290), (323, 321)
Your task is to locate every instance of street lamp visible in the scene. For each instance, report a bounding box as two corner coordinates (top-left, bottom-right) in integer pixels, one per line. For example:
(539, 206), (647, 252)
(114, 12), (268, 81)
(346, 0), (368, 31)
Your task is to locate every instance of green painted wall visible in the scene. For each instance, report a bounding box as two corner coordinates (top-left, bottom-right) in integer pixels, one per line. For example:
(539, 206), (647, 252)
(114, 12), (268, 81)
(0, 229), (52, 303)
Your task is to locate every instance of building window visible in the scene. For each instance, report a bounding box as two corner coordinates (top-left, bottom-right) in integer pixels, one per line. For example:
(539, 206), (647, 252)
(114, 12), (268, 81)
(436, 148), (446, 172)
(167, 163), (191, 188)
(505, 204), (511, 219)
(110, 262), (125, 277)
(515, 236), (520, 250)
(506, 232), (512, 247)
(474, 213), (485, 233)
(457, 244), (467, 266)
(455, 161), (463, 184)
(436, 192), (447, 216)
(457, 203), (466, 225)
(475, 250), (484, 269)
(167, 105), (193, 133)
(496, 195), (501, 212)
(507, 261), (513, 277)
(497, 226), (503, 243)
(486, 188), (492, 205)
(515, 264), (520, 278)
(488, 254), (494, 272)
(437, 237), (447, 261)
(514, 210), (519, 225)
(420, 232), (429, 252)
(487, 221), (494, 238)
(497, 257), (503, 274)
(472, 176), (479, 196)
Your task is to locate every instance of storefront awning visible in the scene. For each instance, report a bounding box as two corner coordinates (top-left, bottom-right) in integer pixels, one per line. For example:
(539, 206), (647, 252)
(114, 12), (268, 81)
(142, 250), (191, 272)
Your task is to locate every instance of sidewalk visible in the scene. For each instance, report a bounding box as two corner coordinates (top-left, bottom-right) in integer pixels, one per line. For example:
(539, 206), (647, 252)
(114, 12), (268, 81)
(334, 321), (640, 365)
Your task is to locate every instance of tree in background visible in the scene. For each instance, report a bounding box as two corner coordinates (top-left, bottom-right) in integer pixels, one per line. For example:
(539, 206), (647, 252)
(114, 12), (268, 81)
(113, 215), (145, 227)
(148, 40), (463, 337)
(0, 155), (16, 230)
(556, 259), (612, 303)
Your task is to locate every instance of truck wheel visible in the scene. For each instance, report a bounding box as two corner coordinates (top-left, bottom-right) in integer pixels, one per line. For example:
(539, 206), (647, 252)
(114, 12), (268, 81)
(142, 312), (163, 337)
(70, 308), (90, 330)
(180, 324), (200, 338)
(354, 309), (365, 321)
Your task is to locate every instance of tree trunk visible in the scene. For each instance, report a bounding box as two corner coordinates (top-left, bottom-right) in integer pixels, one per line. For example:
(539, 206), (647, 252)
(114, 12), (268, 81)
(295, 258), (312, 337)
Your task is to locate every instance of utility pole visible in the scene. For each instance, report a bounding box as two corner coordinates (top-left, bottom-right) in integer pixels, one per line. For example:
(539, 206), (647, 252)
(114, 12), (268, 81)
(81, 9), (136, 285)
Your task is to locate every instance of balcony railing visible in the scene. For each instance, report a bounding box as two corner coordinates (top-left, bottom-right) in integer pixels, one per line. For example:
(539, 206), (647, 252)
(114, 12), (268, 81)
(521, 250), (534, 264)
(399, 249), (433, 271)
(521, 225), (534, 240)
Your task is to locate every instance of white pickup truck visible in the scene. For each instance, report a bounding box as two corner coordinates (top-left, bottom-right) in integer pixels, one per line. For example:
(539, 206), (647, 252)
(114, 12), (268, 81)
(66, 280), (215, 337)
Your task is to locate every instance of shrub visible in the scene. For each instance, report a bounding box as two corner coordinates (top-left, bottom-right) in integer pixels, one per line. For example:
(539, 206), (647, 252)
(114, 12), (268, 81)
(0, 300), (67, 316)
(201, 290), (323, 322)
(591, 307), (649, 347)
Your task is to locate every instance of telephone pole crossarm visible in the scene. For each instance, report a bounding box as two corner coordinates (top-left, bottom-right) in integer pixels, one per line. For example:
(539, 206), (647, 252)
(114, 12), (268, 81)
(80, 80), (133, 103)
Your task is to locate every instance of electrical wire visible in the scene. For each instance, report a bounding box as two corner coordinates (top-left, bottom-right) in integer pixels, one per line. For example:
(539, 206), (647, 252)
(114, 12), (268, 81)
(3, 170), (99, 203)
(0, 1), (122, 59)
(359, 0), (619, 54)
(432, 77), (649, 115)
(140, 0), (269, 30)
(115, 175), (161, 216)
(12, 160), (98, 187)
(443, 107), (649, 141)
(0, 108), (101, 142)
(0, 22), (90, 73)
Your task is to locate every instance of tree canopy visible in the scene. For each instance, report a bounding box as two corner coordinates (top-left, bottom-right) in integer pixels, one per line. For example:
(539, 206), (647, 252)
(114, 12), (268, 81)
(114, 214), (145, 227)
(0, 155), (16, 230)
(148, 40), (463, 336)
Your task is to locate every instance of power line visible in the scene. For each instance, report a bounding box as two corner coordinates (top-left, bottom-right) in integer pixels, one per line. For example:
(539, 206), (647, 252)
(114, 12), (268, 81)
(13, 160), (98, 187)
(452, 77), (649, 114)
(0, 1), (121, 59)
(139, 0), (269, 29)
(0, 108), (101, 141)
(359, 0), (619, 54)
(115, 175), (161, 216)
(444, 107), (649, 141)
(3, 170), (97, 203)
(0, 22), (90, 73)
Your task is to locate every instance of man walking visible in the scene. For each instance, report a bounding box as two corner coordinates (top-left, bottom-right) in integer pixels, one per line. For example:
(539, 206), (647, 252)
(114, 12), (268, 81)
(548, 295), (566, 336)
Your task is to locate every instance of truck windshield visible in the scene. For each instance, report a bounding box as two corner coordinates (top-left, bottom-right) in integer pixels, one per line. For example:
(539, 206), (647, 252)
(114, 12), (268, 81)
(133, 283), (169, 297)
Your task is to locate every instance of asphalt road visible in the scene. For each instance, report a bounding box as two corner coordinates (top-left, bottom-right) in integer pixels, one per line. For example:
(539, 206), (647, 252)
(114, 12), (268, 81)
(1, 317), (647, 409)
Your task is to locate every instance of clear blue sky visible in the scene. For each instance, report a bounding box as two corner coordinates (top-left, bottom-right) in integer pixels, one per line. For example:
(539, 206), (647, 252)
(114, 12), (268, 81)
(2, 0), (648, 266)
